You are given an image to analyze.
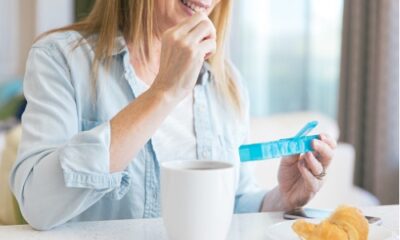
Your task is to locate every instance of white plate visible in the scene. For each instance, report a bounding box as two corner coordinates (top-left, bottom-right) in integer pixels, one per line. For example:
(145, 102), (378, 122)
(265, 220), (398, 240)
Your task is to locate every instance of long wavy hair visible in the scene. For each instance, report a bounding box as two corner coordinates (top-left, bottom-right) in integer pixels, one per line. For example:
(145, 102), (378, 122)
(43, 0), (241, 112)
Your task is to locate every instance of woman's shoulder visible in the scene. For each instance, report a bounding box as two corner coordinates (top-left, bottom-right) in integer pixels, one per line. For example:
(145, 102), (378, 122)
(31, 30), (91, 56)
(33, 30), (79, 48)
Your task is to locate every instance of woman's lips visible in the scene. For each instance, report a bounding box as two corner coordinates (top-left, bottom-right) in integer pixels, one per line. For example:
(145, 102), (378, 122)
(180, 0), (210, 13)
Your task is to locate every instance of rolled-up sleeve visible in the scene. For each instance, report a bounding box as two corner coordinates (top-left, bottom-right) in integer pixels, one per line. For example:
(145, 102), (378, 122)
(59, 120), (131, 199)
(9, 44), (130, 230)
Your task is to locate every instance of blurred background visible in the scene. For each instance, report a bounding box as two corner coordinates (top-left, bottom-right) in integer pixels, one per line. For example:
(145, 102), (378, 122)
(0, 0), (398, 225)
(231, 0), (343, 118)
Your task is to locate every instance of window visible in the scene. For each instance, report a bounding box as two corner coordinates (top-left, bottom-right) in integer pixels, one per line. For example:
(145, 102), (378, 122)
(230, 0), (344, 118)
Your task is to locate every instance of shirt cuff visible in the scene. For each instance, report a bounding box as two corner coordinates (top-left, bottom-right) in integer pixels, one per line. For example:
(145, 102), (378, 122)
(59, 121), (131, 200)
(234, 190), (268, 213)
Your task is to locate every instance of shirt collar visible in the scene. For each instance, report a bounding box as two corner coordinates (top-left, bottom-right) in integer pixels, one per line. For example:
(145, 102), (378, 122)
(111, 34), (129, 56)
(197, 62), (212, 86)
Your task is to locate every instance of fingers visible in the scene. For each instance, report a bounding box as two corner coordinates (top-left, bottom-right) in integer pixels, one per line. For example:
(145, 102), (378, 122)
(320, 133), (337, 149)
(204, 52), (212, 60)
(312, 138), (334, 167)
(303, 152), (323, 176)
(297, 159), (320, 192)
(162, 12), (216, 60)
(199, 38), (216, 58)
(186, 19), (216, 43)
(174, 12), (208, 34)
(281, 155), (300, 166)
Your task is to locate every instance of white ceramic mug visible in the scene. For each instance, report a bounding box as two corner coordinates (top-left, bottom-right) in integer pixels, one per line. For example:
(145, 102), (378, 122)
(161, 160), (235, 240)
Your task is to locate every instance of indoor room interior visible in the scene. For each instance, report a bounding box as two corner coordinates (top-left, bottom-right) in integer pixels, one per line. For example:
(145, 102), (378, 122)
(0, 0), (398, 239)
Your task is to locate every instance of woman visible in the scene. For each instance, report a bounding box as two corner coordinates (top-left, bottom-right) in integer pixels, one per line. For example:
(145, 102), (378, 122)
(10, 0), (336, 230)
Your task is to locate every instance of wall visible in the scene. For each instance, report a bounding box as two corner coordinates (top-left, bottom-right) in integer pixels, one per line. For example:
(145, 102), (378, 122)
(0, 0), (73, 82)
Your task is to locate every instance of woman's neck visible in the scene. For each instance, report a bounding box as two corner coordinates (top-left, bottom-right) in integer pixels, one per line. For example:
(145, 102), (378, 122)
(128, 38), (162, 86)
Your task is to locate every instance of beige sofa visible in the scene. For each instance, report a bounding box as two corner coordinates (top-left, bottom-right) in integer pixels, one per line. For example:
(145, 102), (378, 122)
(0, 126), (25, 225)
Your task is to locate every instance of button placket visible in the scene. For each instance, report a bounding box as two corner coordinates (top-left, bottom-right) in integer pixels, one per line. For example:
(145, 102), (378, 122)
(144, 140), (161, 217)
(193, 75), (213, 161)
(143, 145), (152, 218)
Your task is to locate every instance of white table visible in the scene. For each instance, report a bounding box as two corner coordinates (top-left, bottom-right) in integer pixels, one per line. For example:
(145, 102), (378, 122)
(0, 205), (398, 239)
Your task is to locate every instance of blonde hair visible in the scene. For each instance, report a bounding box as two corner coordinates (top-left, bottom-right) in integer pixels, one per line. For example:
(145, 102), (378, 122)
(44, 0), (242, 112)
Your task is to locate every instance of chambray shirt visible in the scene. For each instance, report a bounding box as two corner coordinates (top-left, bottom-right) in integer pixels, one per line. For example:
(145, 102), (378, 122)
(9, 31), (267, 230)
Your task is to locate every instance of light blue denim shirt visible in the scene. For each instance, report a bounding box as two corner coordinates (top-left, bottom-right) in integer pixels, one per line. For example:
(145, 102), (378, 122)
(9, 31), (267, 230)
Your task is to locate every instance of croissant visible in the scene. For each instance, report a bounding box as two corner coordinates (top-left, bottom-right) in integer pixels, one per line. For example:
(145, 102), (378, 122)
(292, 205), (369, 240)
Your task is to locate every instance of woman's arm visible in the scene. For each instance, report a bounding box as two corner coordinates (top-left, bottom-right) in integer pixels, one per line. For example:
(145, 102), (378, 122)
(10, 45), (115, 230)
(109, 12), (216, 172)
(10, 13), (216, 230)
(109, 87), (176, 172)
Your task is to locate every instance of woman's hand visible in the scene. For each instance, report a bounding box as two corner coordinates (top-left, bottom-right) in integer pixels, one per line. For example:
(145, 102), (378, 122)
(151, 12), (216, 102)
(262, 134), (336, 211)
(109, 13), (215, 173)
(270, 134), (337, 211)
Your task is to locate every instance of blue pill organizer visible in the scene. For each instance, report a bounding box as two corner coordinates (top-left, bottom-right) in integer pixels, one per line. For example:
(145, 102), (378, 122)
(239, 121), (319, 162)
